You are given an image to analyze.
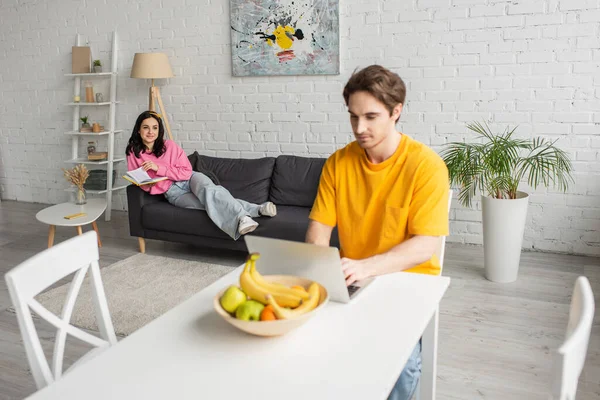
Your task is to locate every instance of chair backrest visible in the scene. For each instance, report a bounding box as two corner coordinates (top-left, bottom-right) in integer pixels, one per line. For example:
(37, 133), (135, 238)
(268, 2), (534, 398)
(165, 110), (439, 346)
(5, 231), (117, 389)
(551, 276), (595, 400)
(434, 189), (453, 274)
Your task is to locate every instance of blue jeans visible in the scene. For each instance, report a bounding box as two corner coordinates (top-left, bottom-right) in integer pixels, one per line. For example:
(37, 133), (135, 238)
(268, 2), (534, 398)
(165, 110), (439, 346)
(388, 340), (422, 400)
(164, 172), (261, 240)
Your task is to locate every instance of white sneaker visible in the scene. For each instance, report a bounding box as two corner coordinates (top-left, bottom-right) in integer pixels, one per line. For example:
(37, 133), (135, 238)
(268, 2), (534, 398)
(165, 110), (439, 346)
(259, 202), (277, 217)
(238, 216), (258, 235)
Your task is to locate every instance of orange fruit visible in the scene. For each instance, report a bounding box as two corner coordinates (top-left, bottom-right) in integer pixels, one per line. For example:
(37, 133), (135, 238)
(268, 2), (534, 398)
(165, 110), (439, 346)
(260, 304), (277, 321)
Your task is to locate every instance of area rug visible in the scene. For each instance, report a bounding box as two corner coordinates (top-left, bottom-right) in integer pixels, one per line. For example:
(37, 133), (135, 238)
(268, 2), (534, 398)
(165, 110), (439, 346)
(33, 254), (233, 337)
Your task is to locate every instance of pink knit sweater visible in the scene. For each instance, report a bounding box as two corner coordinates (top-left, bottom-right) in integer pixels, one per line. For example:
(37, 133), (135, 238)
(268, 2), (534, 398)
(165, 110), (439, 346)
(126, 140), (193, 195)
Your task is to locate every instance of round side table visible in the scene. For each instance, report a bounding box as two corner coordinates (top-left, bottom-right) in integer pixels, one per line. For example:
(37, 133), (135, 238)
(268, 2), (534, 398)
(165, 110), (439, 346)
(35, 199), (107, 248)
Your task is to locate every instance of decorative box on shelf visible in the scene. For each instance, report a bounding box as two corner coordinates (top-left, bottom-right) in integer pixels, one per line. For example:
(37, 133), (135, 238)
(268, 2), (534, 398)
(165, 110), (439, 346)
(88, 152), (108, 161)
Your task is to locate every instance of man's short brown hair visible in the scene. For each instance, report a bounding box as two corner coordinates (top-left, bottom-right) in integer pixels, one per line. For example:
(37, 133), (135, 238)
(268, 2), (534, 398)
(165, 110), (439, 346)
(343, 65), (406, 122)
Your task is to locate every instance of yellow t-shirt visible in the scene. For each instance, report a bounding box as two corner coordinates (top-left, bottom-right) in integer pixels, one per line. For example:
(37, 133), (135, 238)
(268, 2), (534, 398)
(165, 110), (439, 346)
(309, 134), (449, 276)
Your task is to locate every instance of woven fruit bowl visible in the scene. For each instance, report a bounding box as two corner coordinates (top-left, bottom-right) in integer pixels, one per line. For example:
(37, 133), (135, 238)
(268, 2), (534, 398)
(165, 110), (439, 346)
(214, 274), (329, 337)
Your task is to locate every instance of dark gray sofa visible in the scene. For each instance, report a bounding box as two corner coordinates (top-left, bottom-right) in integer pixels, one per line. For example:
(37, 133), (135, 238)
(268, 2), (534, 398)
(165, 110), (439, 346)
(127, 152), (339, 252)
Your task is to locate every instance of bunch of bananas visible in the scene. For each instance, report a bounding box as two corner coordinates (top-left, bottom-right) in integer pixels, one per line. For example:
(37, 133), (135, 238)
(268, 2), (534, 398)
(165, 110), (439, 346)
(266, 282), (320, 319)
(239, 253), (321, 318)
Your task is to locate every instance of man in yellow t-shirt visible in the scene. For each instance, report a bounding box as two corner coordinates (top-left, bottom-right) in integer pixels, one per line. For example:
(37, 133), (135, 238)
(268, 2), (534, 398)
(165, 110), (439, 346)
(306, 65), (449, 400)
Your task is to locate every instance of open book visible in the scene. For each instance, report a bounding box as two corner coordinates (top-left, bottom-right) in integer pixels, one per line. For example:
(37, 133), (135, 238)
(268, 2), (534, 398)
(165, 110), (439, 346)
(123, 167), (168, 186)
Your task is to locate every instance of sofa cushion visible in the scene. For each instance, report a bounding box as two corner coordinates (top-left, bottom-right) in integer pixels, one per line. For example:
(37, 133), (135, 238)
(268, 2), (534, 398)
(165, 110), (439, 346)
(143, 201), (232, 240)
(244, 205), (340, 247)
(188, 152), (275, 204)
(188, 152), (220, 185)
(142, 202), (339, 247)
(250, 205), (311, 243)
(269, 155), (327, 207)
(142, 201), (303, 242)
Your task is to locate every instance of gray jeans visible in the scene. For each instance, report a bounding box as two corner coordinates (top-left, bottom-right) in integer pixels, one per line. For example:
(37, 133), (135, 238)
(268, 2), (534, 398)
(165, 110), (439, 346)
(164, 172), (261, 240)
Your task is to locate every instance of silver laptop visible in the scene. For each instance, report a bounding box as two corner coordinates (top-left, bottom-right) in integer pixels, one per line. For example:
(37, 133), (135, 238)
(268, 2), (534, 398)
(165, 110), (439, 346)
(244, 235), (374, 303)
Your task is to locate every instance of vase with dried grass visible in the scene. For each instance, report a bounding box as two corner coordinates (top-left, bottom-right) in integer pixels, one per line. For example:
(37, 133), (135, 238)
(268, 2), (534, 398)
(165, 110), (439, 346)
(62, 164), (90, 205)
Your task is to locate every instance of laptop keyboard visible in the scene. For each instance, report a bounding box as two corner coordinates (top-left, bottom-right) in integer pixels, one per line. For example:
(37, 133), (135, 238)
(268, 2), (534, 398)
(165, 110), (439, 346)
(347, 284), (360, 296)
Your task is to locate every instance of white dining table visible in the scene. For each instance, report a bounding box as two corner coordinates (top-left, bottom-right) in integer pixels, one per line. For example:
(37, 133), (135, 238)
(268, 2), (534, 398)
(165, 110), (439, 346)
(29, 264), (450, 400)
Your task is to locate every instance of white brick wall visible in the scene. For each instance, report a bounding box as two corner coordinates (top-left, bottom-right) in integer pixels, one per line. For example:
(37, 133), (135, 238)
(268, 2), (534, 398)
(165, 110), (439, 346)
(0, 0), (599, 256)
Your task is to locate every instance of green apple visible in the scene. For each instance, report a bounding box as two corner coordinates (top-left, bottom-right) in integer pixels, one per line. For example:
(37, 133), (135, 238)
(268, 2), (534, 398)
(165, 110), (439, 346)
(220, 286), (247, 314)
(235, 300), (265, 321)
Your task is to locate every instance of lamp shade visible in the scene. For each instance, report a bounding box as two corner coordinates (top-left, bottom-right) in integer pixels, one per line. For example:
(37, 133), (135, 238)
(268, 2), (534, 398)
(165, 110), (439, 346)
(130, 53), (174, 79)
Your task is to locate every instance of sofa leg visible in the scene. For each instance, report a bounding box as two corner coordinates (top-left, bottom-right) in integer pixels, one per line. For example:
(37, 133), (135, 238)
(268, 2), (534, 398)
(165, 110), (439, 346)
(138, 237), (146, 253)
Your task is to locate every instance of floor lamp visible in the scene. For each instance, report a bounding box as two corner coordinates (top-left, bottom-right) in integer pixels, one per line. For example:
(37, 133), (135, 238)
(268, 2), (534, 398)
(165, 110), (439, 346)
(130, 53), (174, 140)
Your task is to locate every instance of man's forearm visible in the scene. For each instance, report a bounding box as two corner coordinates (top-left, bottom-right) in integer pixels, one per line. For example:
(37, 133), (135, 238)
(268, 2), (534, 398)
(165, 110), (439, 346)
(369, 235), (440, 276)
(305, 220), (333, 247)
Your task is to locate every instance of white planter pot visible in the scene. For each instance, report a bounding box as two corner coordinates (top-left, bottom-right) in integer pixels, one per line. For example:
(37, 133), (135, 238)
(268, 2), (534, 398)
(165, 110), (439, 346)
(482, 191), (529, 283)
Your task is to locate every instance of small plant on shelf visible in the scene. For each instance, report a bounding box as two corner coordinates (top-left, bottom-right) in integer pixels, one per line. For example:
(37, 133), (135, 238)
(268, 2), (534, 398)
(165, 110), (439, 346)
(80, 116), (91, 132)
(93, 59), (102, 73)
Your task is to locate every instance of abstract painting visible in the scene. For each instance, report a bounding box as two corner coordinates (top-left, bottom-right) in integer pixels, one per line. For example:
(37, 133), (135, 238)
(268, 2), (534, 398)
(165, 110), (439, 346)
(230, 0), (340, 76)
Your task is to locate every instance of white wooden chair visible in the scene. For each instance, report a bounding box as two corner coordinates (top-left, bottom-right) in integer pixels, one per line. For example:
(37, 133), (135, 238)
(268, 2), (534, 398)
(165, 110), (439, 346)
(5, 231), (117, 390)
(417, 189), (453, 400)
(551, 276), (595, 400)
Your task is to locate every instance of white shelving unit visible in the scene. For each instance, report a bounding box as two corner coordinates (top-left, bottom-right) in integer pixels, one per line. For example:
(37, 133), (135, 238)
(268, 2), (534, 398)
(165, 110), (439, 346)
(66, 31), (125, 221)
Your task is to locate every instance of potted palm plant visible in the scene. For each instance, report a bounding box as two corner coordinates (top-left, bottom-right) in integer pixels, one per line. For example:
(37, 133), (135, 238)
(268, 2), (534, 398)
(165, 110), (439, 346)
(442, 121), (573, 283)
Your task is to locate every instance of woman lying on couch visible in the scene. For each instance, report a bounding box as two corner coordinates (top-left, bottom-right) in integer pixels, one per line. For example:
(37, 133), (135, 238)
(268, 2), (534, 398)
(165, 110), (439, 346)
(125, 110), (276, 239)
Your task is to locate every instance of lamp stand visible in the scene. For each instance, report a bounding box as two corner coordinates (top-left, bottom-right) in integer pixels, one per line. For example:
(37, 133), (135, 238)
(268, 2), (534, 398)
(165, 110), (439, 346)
(148, 80), (173, 141)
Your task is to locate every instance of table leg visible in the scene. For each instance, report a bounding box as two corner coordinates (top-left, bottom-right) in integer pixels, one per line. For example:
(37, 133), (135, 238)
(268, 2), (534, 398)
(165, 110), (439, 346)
(138, 237), (146, 253)
(91, 221), (102, 248)
(76, 225), (83, 235)
(47, 225), (56, 248)
(418, 308), (439, 400)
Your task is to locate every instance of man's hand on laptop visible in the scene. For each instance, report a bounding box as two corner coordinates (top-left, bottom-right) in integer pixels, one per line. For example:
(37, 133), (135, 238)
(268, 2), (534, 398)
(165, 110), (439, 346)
(341, 257), (375, 286)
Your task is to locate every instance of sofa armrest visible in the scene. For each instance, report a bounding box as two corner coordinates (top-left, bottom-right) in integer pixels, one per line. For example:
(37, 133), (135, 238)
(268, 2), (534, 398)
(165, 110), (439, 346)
(126, 185), (165, 237)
